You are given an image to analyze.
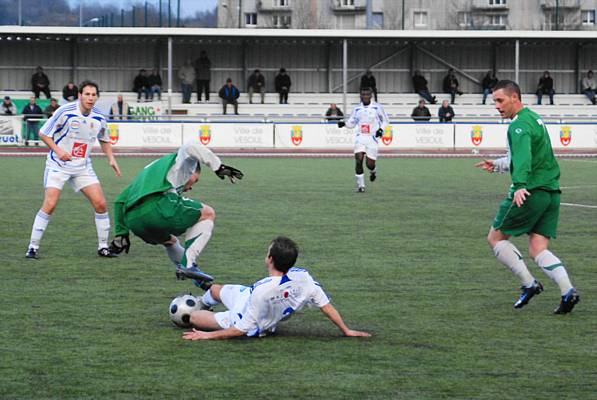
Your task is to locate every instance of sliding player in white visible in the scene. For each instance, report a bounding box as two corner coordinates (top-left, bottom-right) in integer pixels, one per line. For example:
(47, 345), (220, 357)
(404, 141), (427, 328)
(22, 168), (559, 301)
(338, 87), (389, 193)
(26, 81), (121, 259)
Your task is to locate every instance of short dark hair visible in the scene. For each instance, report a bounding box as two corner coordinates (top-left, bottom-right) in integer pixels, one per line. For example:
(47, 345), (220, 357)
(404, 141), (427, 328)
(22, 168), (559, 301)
(268, 236), (298, 273)
(493, 79), (521, 100)
(78, 80), (100, 96)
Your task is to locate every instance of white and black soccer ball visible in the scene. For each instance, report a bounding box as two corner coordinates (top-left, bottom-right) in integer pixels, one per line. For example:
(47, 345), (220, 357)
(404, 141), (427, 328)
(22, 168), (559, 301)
(169, 294), (200, 328)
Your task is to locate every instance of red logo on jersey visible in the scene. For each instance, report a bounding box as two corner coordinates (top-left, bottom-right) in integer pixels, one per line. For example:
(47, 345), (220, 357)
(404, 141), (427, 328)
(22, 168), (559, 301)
(71, 142), (88, 158)
(382, 126), (393, 145)
(360, 124), (371, 134)
(199, 125), (211, 145)
(283, 291), (289, 298)
(560, 126), (572, 146)
(291, 125), (303, 146)
(471, 125), (483, 146)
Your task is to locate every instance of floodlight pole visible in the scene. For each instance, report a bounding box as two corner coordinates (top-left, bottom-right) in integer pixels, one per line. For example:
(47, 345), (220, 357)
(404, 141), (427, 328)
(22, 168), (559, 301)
(515, 39), (520, 84)
(79, 1), (83, 27)
(342, 38), (348, 114)
(168, 36), (173, 119)
(18, 0), (22, 26)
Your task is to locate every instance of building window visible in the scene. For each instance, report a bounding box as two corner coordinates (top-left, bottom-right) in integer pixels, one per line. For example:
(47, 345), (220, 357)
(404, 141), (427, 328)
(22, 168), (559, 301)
(489, 14), (506, 26)
(273, 15), (291, 28)
(341, 0), (355, 6)
(582, 10), (596, 25)
(458, 12), (471, 27)
(414, 11), (428, 27)
(245, 13), (257, 27)
(276, 0), (290, 7)
(489, 0), (506, 5)
(372, 12), (383, 29)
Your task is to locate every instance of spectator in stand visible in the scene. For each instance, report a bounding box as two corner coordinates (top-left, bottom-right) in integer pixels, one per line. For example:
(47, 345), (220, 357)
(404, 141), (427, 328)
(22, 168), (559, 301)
(325, 103), (344, 121)
(194, 50), (211, 102)
(110, 95), (131, 120)
(31, 66), (51, 99)
(148, 68), (162, 101)
(481, 71), (498, 105)
(360, 69), (378, 102)
(442, 68), (463, 104)
(44, 98), (59, 118)
(411, 99), (432, 122)
(21, 97), (43, 146)
(1, 96), (17, 115)
(247, 69), (266, 104)
(412, 70), (437, 104)
(275, 68), (291, 104)
(178, 59), (195, 104)
(62, 82), (78, 102)
(133, 69), (150, 102)
(218, 78), (240, 115)
(438, 100), (455, 123)
(581, 70), (596, 104)
(536, 71), (555, 105)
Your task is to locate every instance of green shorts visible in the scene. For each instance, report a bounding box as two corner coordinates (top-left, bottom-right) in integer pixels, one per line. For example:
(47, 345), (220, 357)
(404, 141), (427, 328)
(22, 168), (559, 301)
(492, 189), (560, 238)
(125, 192), (203, 245)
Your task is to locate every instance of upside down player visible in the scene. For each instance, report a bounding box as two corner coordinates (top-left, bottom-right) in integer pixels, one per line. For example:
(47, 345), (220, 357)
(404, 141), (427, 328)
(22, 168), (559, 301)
(108, 139), (243, 284)
(338, 87), (389, 193)
(475, 80), (579, 314)
(179, 236), (371, 340)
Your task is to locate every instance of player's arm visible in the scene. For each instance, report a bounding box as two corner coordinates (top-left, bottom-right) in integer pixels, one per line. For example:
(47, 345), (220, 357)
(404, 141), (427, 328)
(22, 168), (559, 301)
(319, 303), (371, 337)
(182, 326), (245, 341)
(509, 126), (533, 207)
(474, 155), (509, 173)
(39, 113), (71, 161)
(183, 141), (244, 182)
(376, 106), (390, 137)
(97, 118), (121, 176)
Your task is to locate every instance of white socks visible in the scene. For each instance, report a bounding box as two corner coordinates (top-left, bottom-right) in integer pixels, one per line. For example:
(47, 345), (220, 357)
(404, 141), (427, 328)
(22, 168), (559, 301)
(355, 174), (365, 188)
(95, 212), (111, 250)
(165, 238), (185, 267)
(201, 289), (220, 308)
(535, 250), (573, 295)
(182, 219), (214, 267)
(493, 240), (535, 287)
(29, 209), (51, 249)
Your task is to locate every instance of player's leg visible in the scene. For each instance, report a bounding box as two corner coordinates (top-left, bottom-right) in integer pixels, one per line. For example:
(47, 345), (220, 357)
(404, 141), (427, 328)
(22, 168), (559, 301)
(163, 235), (185, 267)
(79, 181), (114, 256)
(189, 310), (221, 331)
(354, 151), (365, 192)
(181, 204), (216, 268)
(365, 139), (378, 182)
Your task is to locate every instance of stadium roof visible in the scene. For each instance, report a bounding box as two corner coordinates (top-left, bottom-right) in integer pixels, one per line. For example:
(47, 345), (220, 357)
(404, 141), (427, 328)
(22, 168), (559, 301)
(1, 26), (597, 40)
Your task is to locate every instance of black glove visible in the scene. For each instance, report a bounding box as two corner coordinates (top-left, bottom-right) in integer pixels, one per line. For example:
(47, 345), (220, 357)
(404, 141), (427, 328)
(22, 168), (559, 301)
(215, 164), (244, 183)
(375, 128), (384, 138)
(337, 121), (345, 128)
(109, 235), (130, 254)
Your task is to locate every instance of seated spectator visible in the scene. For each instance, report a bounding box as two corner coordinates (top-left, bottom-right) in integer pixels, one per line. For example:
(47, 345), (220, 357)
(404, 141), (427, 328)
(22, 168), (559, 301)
(536, 71), (555, 105)
(412, 70), (436, 104)
(44, 98), (59, 118)
(325, 103), (344, 121)
(62, 82), (78, 102)
(31, 66), (51, 99)
(133, 69), (150, 102)
(247, 69), (266, 104)
(110, 95), (131, 120)
(178, 59), (195, 104)
(21, 97), (43, 146)
(360, 69), (378, 102)
(1, 96), (17, 115)
(481, 71), (498, 105)
(218, 78), (240, 115)
(411, 99), (431, 122)
(275, 68), (291, 104)
(581, 70), (596, 104)
(148, 68), (162, 101)
(442, 68), (462, 104)
(438, 100), (455, 123)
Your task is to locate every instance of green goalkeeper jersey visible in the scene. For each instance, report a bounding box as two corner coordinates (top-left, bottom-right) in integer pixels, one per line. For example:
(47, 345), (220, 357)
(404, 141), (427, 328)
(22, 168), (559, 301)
(507, 107), (560, 194)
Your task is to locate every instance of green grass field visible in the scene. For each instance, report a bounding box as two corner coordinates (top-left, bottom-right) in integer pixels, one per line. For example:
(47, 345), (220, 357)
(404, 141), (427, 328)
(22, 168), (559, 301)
(1, 156), (596, 399)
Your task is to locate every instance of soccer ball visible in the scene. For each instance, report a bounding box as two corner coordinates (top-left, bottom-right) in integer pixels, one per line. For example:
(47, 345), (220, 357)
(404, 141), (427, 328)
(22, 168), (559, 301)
(169, 294), (201, 328)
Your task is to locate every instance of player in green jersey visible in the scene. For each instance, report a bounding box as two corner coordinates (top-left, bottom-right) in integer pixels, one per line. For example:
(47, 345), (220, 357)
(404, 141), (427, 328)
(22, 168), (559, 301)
(475, 80), (579, 314)
(108, 139), (243, 285)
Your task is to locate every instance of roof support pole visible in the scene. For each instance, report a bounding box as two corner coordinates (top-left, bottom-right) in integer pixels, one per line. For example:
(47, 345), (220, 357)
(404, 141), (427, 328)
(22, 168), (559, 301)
(416, 44), (481, 85)
(326, 41), (332, 93)
(167, 36), (173, 118)
(515, 39), (520, 84)
(342, 38), (348, 114)
(575, 42), (582, 94)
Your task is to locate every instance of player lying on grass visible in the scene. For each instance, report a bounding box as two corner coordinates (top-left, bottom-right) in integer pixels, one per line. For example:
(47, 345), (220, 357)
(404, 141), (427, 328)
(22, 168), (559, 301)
(475, 79), (579, 314)
(108, 139), (243, 283)
(179, 236), (371, 340)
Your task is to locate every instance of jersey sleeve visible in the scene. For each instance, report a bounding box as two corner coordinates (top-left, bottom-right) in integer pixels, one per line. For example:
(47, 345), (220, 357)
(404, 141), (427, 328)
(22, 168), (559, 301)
(179, 140), (222, 171)
(97, 117), (110, 143)
(233, 290), (264, 335)
(310, 281), (330, 308)
(39, 111), (67, 138)
(345, 107), (358, 129)
(493, 153), (510, 173)
(377, 105), (389, 131)
(509, 124), (532, 190)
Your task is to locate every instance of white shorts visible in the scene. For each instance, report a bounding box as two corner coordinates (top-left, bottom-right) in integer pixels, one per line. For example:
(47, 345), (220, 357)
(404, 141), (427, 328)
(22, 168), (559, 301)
(354, 135), (379, 160)
(214, 284), (251, 330)
(43, 166), (100, 192)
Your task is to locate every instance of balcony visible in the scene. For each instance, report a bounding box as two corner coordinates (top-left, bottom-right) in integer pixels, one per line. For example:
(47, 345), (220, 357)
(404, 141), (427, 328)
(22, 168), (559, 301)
(257, 0), (292, 13)
(541, 0), (580, 9)
(331, 0), (366, 13)
(472, 0), (509, 10)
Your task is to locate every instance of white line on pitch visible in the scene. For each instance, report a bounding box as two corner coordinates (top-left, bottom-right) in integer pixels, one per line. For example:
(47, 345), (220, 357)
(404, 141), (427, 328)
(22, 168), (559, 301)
(561, 185), (597, 189)
(561, 202), (597, 209)
(560, 159), (597, 163)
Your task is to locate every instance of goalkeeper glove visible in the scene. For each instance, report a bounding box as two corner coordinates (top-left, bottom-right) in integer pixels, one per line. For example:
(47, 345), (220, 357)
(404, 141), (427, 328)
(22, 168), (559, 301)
(337, 121), (345, 128)
(375, 128), (384, 138)
(215, 164), (244, 183)
(109, 235), (130, 254)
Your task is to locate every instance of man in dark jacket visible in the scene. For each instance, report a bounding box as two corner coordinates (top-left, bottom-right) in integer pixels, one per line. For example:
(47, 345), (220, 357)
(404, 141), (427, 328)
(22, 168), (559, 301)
(360, 70), (378, 102)
(44, 98), (60, 118)
(481, 71), (498, 105)
(275, 68), (291, 104)
(62, 82), (79, 102)
(325, 103), (344, 121)
(442, 68), (462, 104)
(247, 69), (266, 104)
(412, 70), (436, 104)
(148, 68), (163, 101)
(218, 78), (240, 115)
(31, 66), (51, 99)
(195, 50), (212, 102)
(438, 100), (455, 122)
(411, 99), (431, 122)
(133, 69), (150, 102)
(21, 97), (43, 145)
(536, 71), (555, 105)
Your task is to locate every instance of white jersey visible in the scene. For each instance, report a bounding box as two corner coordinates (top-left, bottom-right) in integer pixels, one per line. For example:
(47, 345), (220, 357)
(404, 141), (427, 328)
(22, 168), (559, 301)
(40, 101), (109, 173)
(345, 101), (389, 140)
(234, 267), (330, 337)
